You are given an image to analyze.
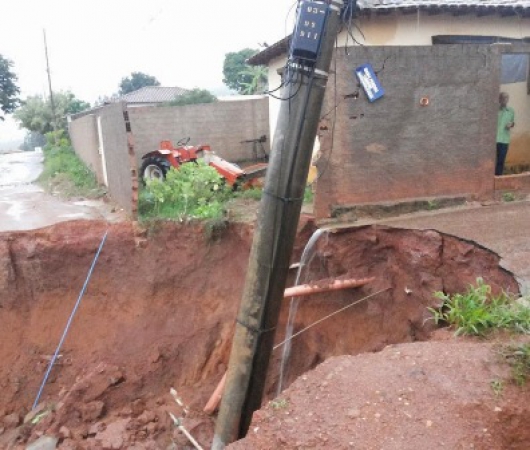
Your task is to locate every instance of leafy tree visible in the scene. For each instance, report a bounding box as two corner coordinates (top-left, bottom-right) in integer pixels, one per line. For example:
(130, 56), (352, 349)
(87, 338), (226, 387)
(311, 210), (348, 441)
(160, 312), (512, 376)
(14, 91), (90, 135)
(167, 88), (217, 106)
(239, 66), (268, 95)
(119, 72), (160, 95)
(223, 48), (267, 94)
(0, 54), (20, 121)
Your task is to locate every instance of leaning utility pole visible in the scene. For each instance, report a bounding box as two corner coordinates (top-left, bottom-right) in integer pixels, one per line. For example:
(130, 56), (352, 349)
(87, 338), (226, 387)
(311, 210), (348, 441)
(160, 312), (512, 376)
(43, 29), (58, 144)
(212, 1), (345, 448)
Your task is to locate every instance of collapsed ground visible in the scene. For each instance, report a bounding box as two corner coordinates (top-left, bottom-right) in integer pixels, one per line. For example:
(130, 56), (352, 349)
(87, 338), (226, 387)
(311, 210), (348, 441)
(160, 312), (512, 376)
(0, 219), (526, 449)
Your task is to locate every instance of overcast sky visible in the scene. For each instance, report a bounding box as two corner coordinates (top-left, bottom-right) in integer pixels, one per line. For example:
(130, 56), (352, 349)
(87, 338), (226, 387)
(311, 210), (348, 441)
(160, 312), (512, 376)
(0, 0), (295, 141)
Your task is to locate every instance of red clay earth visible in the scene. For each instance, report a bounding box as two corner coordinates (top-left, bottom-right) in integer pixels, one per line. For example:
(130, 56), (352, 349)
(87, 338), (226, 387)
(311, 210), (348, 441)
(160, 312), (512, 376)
(0, 220), (521, 449)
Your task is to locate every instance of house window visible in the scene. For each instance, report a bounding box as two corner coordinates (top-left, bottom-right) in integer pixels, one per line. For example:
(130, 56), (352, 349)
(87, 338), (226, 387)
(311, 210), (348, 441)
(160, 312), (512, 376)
(501, 54), (529, 84)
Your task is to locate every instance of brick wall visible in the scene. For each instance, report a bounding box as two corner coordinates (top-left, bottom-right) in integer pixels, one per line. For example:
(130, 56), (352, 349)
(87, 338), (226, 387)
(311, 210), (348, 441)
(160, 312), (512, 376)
(68, 114), (104, 183)
(128, 98), (270, 164)
(315, 45), (500, 218)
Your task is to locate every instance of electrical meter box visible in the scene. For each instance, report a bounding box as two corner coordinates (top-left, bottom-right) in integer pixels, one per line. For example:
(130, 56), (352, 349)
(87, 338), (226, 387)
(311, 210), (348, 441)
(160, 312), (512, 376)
(291, 1), (329, 63)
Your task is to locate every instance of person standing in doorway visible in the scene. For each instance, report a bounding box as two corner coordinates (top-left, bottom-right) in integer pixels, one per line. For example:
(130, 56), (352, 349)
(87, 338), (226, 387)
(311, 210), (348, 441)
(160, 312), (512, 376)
(496, 92), (515, 176)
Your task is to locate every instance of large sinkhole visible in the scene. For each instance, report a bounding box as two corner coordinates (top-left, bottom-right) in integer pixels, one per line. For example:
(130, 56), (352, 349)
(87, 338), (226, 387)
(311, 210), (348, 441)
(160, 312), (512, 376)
(0, 219), (519, 448)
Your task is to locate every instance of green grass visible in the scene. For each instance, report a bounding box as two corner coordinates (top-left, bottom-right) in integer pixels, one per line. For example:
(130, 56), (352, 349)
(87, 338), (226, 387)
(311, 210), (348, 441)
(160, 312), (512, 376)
(502, 192), (516, 203)
(429, 278), (530, 336)
(234, 187), (263, 201)
(304, 185), (314, 204)
(39, 144), (103, 198)
(499, 343), (530, 386)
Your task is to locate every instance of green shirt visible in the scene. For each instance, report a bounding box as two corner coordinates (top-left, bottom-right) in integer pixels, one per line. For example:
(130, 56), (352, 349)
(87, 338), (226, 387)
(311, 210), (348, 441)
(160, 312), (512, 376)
(497, 106), (515, 144)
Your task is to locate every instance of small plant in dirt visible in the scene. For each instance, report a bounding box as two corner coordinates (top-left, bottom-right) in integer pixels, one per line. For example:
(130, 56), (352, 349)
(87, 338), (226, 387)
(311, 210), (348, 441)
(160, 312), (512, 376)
(490, 378), (504, 397)
(270, 398), (289, 410)
(429, 278), (530, 336)
(139, 161), (232, 221)
(502, 192), (516, 203)
(39, 131), (104, 198)
(498, 343), (530, 386)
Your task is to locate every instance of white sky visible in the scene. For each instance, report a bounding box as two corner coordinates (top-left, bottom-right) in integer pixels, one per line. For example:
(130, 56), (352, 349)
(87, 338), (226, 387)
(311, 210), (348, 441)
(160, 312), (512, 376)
(0, 0), (296, 141)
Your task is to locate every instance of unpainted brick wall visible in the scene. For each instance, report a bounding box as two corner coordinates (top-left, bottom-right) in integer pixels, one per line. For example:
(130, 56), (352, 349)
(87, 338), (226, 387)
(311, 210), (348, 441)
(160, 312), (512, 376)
(98, 103), (136, 216)
(128, 98), (270, 164)
(68, 114), (104, 183)
(315, 45), (501, 219)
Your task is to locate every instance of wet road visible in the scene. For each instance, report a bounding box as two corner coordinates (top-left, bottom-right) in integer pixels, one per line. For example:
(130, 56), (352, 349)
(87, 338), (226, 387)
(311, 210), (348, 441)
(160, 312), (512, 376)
(0, 151), (121, 232)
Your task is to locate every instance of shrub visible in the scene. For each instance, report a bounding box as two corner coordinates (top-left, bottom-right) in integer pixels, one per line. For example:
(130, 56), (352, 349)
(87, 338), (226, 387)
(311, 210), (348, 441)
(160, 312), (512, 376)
(140, 160), (232, 221)
(430, 278), (530, 336)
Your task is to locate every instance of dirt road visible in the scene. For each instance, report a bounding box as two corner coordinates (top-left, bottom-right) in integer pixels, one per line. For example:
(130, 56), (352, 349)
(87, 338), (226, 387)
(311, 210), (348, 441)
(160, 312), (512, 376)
(0, 151), (122, 231)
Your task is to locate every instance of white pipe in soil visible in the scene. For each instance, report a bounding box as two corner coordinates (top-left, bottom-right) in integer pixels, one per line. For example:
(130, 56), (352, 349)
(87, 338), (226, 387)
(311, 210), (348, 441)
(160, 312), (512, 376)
(169, 412), (204, 450)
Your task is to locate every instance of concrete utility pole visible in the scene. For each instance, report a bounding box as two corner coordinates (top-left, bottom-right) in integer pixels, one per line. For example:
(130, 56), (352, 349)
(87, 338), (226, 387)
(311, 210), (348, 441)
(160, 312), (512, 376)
(43, 29), (58, 144)
(212, 1), (344, 448)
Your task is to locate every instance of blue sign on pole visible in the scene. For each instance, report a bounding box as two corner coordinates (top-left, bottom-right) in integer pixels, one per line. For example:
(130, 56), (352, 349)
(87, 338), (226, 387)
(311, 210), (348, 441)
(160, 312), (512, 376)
(355, 63), (385, 102)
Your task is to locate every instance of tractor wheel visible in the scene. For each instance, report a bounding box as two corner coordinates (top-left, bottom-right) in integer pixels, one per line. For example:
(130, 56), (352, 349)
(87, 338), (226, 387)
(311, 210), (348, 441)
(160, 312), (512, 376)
(140, 157), (171, 184)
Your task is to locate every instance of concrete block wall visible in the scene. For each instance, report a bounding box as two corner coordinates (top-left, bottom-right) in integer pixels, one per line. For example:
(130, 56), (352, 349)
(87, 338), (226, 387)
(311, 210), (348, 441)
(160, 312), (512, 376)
(315, 45), (500, 219)
(128, 98), (270, 164)
(68, 114), (104, 183)
(98, 103), (136, 216)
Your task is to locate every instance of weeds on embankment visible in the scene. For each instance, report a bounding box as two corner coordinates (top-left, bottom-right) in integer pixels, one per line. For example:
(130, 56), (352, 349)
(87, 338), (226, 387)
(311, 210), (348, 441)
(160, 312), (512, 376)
(39, 131), (103, 199)
(430, 278), (530, 337)
(430, 278), (530, 386)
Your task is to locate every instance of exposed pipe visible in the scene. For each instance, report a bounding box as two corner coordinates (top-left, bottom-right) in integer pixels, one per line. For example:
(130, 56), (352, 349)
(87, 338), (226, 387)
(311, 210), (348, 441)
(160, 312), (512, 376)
(283, 277), (375, 298)
(203, 373), (227, 415)
(32, 230), (109, 410)
(204, 287), (390, 416)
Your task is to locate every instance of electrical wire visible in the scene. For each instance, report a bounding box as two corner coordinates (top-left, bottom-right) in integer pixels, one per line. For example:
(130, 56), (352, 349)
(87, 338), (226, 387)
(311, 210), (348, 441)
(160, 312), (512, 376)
(273, 287), (391, 351)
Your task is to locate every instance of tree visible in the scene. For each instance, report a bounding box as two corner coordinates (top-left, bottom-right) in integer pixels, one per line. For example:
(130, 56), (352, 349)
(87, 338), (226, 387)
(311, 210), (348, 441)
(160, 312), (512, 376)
(0, 55), (20, 121)
(239, 66), (268, 95)
(14, 91), (90, 135)
(223, 48), (267, 94)
(167, 88), (217, 106)
(119, 72), (160, 95)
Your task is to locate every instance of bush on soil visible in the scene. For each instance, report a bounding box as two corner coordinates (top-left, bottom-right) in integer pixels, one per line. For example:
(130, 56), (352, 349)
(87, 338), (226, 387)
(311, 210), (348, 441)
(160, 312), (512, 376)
(139, 161), (232, 221)
(430, 278), (530, 336)
(39, 131), (103, 198)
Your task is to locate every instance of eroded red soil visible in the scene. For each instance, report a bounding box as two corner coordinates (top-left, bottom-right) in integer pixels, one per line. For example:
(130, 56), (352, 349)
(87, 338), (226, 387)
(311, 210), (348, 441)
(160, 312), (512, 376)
(0, 220), (520, 449)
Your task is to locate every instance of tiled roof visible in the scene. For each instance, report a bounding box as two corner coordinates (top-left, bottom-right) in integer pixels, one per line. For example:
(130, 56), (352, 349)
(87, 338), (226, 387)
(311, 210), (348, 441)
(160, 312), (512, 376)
(120, 86), (190, 104)
(248, 0), (530, 65)
(360, 0), (530, 9)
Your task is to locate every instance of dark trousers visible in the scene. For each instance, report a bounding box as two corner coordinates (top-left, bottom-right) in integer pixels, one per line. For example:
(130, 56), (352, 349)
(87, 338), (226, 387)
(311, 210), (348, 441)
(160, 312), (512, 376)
(496, 143), (509, 176)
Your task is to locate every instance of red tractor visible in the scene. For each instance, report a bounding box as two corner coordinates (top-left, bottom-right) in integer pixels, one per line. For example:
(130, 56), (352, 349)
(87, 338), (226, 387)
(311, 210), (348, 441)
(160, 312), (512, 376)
(140, 138), (268, 189)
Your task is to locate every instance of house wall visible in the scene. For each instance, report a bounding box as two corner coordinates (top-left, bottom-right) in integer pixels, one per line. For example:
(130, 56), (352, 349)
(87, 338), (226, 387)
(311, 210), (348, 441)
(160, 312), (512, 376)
(266, 12), (530, 168)
(314, 45), (500, 218)
(128, 97), (270, 164)
(68, 114), (104, 183)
